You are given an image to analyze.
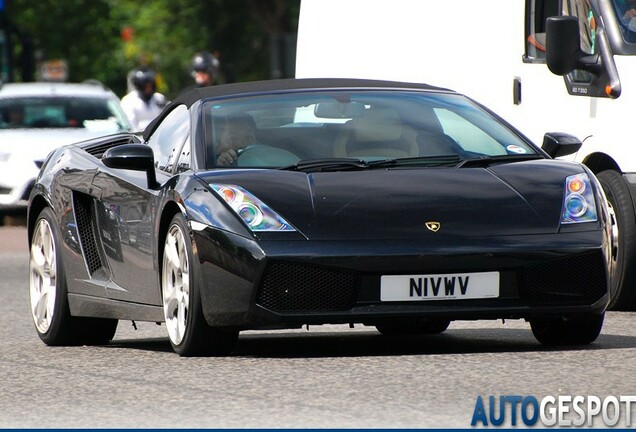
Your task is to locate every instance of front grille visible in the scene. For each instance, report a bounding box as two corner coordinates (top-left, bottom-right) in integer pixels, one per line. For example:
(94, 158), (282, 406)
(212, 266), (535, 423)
(256, 262), (360, 313)
(519, 251), (607, 305)
(73, 192), (104, 275)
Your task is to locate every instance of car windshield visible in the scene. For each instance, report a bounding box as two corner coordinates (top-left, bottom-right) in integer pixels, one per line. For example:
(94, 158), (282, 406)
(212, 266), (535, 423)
(203, 90), (538, 169)
(0, 96), (129, 131)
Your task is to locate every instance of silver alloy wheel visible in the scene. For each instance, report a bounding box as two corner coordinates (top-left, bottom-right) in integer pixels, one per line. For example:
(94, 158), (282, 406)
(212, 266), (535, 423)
(29, 218), (57, 334)
(162, 223), (190, 346)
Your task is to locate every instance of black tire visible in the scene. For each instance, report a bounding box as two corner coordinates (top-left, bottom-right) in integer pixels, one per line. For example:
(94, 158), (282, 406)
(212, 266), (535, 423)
(29, 207), (118, 346)
(161, 213), (238, 356)
(376, 319), (451, 336)
(597, 170), (636, 310)
(530, 313), (604, 346)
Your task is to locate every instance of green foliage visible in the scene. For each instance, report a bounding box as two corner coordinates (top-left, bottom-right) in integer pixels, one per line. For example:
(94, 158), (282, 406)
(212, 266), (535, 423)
(7, 0), (299, 98)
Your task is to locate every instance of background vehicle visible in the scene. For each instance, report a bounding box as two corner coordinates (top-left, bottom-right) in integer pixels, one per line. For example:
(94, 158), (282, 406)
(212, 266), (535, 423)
(0, 81), (131, 210)
(295, 0), (636, 310)
(28, 79), (610, 356)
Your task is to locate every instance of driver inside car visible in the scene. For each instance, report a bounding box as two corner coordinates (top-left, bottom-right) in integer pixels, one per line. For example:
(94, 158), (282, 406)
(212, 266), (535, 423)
(216, 114), (258, 166)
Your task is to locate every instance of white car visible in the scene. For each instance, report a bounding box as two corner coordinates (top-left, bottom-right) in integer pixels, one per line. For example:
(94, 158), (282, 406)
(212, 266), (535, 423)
(0, 82), (131, 210)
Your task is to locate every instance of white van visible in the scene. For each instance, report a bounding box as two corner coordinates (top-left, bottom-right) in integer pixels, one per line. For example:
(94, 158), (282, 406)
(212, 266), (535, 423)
(296, 0), (636, 309)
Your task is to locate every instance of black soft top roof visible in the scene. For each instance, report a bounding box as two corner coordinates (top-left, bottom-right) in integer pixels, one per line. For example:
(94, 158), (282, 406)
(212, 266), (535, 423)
(143, 78), (452, 140)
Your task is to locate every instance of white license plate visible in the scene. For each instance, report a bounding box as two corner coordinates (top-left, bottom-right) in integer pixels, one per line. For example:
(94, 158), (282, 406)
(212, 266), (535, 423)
(381, 271), (499, 301)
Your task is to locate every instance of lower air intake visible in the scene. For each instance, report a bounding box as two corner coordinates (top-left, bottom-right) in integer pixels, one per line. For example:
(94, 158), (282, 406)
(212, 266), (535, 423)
(520, 251), (607, 305)
(256, 262), (360, 313)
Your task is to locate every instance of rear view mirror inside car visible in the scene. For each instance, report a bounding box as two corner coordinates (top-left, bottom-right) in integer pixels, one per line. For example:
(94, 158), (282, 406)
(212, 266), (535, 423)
(314, 101), (365, 118)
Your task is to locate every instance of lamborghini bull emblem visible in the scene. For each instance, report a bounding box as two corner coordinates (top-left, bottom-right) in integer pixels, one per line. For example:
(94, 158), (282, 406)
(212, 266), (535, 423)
(426, 221), (441, 232)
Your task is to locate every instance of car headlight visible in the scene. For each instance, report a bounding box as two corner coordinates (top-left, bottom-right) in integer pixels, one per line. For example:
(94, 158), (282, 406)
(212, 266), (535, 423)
(0, 151), (10, 163)
(561, 173), (598, 224)
(210, 184), (295, 232)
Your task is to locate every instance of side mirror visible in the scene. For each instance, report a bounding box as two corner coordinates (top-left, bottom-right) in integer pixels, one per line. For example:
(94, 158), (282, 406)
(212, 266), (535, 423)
(102, 144), (158, 189)
(541, 132), (582, 158)
(546, 16), (584, 76)
(545, 16), (621, 99)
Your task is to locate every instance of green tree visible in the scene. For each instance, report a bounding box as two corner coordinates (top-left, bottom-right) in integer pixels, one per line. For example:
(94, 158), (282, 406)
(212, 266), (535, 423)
(8, 0), (122, 89)
(7, 0), (299, 98)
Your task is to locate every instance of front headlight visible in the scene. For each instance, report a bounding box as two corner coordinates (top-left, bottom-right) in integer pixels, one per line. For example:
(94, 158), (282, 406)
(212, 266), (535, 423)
(210, 184), (295, 232)
(0, 151), (11, 163)
(560, 173), (598, 224)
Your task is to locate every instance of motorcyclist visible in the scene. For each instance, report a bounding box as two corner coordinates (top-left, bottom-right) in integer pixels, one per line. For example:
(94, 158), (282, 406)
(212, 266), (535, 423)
(120, 67), (168, 131)
(190, 51), (219, 88)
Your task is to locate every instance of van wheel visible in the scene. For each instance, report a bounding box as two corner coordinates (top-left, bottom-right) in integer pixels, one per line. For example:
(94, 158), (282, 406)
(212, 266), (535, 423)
(530, 314), (604, 346)
(597, 170), (636, 310)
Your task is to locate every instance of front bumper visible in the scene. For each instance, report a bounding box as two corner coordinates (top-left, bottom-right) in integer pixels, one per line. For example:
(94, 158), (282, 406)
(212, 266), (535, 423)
(192, 228), (609, 329)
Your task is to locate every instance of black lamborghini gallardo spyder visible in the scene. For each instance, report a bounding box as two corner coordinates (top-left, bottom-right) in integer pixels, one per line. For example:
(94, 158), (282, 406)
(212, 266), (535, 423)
(27, 79), (612, 356)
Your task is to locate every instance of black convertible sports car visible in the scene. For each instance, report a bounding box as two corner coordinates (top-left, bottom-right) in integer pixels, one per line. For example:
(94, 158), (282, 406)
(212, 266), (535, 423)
(28, 79), (613, 356)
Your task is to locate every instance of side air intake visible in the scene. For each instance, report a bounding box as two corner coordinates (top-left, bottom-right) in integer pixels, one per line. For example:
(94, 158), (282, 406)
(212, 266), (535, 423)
(73, 192), (104, 275)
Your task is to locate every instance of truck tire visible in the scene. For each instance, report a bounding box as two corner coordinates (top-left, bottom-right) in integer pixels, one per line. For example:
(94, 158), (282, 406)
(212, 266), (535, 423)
(597, 170), (636, 310)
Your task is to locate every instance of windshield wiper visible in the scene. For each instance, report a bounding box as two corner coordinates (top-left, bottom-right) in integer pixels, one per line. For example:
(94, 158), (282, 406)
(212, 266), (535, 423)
(456, 156), (493, 168)
(281, 155), (464, 173)
(367, 155), (462, 168)
(456, 154), (543, 168)
(280, 158), (370, 173)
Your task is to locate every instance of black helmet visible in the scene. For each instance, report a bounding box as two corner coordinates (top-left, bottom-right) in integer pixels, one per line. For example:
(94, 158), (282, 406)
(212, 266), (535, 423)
(190, 51), (219, 76)
(131, 67), (157, 92)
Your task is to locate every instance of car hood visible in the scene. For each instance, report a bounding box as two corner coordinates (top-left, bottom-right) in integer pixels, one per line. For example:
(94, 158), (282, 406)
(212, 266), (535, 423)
(197, 160), (586, 240)
(0, 128), (118, 161)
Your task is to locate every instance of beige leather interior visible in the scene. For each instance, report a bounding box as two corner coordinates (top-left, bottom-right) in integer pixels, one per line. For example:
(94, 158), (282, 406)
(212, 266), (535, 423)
(333, 107), (419, 159)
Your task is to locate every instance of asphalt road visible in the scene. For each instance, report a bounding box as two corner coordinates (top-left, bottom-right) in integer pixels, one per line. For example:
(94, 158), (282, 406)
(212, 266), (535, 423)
(1, 226), (636, 428)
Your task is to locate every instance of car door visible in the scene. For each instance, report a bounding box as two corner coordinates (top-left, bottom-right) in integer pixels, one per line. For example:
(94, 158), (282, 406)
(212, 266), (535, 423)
(91, 105), (191, 305)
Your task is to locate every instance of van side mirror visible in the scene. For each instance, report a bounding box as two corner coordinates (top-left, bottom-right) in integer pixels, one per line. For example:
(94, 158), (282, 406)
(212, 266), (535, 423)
(541, 132), (582, 158)
(546, 16), (583, 75)
(545, 16), (621, 99)
(102, 144), (158, 189)
(546, 16), (599, 76)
